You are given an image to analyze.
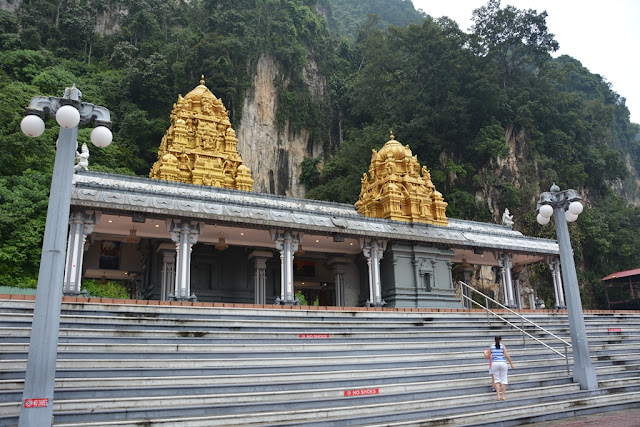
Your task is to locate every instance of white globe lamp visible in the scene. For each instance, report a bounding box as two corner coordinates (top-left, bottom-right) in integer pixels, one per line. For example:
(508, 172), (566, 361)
(539, 204), (553, 218)
(90, 126), (113, 148)
(21, 115), (45, 137)
(565, 211), (578, 222)
(55, 105), (80, 129)
(536, 213), (550, 225)
(568, 201), (583, 215)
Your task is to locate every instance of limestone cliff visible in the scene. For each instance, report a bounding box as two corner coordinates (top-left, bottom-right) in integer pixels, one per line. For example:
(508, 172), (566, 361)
(236, 54), (325, 197)
(0, 0), (18, 12)
(471, 125), (528, 222)
(479, 124), (640, 220)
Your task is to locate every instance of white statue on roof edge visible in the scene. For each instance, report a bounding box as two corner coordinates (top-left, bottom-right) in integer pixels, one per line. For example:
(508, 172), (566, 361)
(502, 208), (514, 227)
(74, 143), (89, 173)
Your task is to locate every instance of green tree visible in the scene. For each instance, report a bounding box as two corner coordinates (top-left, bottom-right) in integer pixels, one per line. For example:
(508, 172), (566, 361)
(0, 171), (50, 287)
(471, 0), (559, 87)
(329, 0), (426, 39)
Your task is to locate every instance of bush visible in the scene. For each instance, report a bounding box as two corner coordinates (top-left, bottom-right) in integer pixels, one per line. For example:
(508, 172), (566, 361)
(82, 279), (129, 299)
(294, 289), (307, 305)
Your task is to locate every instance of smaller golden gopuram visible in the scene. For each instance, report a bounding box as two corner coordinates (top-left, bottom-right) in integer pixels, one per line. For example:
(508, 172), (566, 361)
(150, 76), (253, 191)
(355, 132), (448, 226)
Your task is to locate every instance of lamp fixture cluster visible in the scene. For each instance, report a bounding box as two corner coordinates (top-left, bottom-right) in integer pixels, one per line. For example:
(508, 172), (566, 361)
(536, 183), (584, 225)
(19, 84), (113, 148)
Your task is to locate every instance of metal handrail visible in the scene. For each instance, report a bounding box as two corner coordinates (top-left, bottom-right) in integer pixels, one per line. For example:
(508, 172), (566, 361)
(460, 281), (571, 375)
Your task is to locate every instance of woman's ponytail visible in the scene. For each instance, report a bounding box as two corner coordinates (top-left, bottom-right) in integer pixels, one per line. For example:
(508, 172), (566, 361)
(495, 336), (502, 349)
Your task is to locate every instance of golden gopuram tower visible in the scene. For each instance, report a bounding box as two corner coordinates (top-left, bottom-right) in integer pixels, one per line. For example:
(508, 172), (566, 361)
(150, 76), (253, 191)
(355, 132), (448, 226)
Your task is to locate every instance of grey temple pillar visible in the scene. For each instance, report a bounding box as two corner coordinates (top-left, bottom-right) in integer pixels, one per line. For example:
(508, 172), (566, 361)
(328, 257), (349, 307)
(430, 259), (439, 291)
(272, 230), (300, 305)
(547, 257), (566, 309)
(157, 243), (176, 301)
(63, 210), (100, 296)
(250, 250), (273, 304)
(412, 258), (423, 304)
(512, 269), (522, 309)
(497, 253), (516, 308)
(361, 238), (387, 307)
(167, 220), (200, 301)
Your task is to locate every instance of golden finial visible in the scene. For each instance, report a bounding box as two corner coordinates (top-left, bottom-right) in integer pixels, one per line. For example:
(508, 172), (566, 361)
(200, 75), (205, 86)
(389, 131), (395, 140)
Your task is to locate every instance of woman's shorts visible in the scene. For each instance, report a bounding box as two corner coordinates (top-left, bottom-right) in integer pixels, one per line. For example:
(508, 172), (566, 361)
(492, 361), (508, 384)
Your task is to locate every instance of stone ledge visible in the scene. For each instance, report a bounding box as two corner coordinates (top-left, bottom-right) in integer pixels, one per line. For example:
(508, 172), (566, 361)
(0, 293), (638, 314)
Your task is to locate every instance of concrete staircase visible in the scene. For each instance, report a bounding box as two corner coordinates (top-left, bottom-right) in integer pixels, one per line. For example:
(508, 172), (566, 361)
(0, 297), (639, 426)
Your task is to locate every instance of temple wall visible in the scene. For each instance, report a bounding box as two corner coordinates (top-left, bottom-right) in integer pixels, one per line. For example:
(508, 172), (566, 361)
(380, 243), (461, 308)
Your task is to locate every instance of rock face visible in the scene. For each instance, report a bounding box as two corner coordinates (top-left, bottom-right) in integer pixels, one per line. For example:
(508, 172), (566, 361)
(0, 0), (19, 12)
(95, 4), (122, 36)
(472, 124), (534, 223)
(236, 54), (325, 197)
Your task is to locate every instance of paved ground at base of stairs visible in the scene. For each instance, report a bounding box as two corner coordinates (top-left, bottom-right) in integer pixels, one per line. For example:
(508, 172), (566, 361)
(519, 408), (640, 426)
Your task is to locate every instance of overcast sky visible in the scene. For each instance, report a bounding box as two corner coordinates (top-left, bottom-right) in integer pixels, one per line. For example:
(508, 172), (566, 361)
(411, 0), (640, 124)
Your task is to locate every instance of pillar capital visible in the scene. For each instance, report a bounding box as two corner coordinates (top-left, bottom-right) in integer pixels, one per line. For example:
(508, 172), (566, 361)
(249, 250), (275, 261)
(496, 252), (513, 266)
(546, 255), (560, 269)
(271, 230), (301, 251)
(359, 237), (387, 258)
(327, 256), (350, 269)
(166, 219), (201, 244)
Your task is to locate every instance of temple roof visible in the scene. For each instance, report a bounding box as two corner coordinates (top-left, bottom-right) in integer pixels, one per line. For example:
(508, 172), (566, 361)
(72, 171), (559, 265)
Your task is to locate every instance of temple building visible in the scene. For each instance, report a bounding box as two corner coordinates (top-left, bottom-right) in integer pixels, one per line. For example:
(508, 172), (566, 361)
(63, 78), (565, 309)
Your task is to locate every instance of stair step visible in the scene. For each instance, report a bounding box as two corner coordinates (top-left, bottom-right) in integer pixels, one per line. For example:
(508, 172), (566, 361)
(1, 299), (639, 426)
(45, 387), (640, 426)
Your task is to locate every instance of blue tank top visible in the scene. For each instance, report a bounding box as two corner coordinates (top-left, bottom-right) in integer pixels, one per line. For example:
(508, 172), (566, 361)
(491, 344), (506, 362)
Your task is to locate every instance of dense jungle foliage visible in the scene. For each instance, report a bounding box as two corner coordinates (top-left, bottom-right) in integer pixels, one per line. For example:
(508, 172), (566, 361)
(0, 0), (639, 308)
(328, 0), (425, 38)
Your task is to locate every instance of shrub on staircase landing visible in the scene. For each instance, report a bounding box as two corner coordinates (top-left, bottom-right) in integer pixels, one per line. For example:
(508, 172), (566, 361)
(81, 279), (129, 299)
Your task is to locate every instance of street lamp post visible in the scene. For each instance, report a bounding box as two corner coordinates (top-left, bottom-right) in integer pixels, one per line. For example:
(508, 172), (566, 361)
(537, 183), (598, 390)
(18, 85), (112, 426)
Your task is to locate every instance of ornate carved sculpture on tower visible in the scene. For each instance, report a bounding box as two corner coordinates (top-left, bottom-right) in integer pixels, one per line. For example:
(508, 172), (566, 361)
(150, 76), (254, 191)
(355, 132), (448, 226)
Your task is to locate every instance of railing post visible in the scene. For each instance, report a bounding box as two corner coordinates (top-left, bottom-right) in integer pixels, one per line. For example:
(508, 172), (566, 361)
(565, 344), (570, 376)
(521, 317), (526, 347)
(485, 296), (489, 325)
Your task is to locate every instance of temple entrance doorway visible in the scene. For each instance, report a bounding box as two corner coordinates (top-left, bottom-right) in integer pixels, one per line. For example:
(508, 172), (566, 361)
(293, 258), (336, 306)
(294, 281), (335, 306)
